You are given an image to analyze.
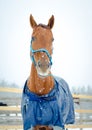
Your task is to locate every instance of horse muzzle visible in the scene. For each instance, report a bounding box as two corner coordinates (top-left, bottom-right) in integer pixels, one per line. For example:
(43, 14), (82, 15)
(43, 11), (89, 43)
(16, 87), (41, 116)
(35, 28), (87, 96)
(36, 59), (51, 78)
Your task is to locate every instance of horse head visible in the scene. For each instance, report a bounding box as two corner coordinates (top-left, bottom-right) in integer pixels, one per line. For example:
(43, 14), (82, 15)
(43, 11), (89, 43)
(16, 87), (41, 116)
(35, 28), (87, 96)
(30, 15), (54, 78)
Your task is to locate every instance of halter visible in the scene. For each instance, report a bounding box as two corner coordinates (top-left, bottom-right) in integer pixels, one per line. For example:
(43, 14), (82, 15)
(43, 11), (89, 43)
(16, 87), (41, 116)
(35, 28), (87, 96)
(30, 38), (52, 66)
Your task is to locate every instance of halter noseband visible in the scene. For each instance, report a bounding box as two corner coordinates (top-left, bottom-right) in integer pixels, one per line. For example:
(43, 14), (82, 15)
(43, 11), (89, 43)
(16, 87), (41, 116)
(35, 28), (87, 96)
(30, 38), (52, 66)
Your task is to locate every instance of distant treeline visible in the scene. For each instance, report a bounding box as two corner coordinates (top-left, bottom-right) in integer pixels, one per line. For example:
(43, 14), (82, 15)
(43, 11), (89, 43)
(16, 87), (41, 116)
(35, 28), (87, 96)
(71, 85), (92, 95)
(0, 79), (19, 88)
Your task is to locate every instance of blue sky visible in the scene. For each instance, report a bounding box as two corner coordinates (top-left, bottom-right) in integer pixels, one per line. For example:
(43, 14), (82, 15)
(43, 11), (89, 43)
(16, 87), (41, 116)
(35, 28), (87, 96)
(0, 0), (92, 87)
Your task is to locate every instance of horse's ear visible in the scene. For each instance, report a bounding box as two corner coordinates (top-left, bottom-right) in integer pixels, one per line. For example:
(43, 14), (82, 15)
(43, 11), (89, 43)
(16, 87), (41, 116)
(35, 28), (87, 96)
(48, 15), (54, 29)
(30, 14), (37, 28)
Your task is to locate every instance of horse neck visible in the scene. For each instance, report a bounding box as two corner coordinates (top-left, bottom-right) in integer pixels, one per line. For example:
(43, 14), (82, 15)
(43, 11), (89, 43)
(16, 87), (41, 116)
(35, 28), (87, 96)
(27, 63), (54, 95)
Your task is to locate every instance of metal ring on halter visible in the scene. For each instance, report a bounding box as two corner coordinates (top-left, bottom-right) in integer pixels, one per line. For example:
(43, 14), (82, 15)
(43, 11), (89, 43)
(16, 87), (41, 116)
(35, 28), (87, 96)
(30, 39), (53, 66)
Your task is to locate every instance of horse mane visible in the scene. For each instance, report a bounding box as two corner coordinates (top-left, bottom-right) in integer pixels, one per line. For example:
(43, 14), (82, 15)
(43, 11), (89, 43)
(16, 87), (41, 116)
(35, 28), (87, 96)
(38, 24), (50, 29)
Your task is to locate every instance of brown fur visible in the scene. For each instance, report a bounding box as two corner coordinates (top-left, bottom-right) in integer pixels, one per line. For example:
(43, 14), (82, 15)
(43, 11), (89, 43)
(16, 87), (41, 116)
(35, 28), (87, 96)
(33, 125), (53, 130)
(27, 15), (54, 130)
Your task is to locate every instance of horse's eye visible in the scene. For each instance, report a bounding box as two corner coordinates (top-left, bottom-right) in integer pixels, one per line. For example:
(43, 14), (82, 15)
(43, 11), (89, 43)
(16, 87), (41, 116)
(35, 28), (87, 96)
(31, 36), (36, 42)
(52, 38), (54, 42)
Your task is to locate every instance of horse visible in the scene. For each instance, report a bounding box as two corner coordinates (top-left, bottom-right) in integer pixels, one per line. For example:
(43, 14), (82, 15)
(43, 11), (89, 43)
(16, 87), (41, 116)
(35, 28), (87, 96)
(21, 15), (75, 130)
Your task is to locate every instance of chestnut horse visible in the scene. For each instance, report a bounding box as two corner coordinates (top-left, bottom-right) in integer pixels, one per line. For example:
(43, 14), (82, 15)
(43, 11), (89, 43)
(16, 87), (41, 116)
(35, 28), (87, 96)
(21, 15), (75, 130)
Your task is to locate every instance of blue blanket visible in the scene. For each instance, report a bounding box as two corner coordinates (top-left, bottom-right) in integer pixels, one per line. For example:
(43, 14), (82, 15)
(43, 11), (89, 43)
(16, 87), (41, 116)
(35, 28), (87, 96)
(21, 76), (75, 130)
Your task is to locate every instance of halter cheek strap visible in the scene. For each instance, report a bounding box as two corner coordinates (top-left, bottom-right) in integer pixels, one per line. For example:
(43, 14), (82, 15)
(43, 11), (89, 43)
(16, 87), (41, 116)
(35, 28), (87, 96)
(30, 39), (53, 66)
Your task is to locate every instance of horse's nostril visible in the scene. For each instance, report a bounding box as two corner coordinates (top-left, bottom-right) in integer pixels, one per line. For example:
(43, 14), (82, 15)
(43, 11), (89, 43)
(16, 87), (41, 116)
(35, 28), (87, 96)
(38, 61), (42, 68)
(48, 63), (50, 68)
